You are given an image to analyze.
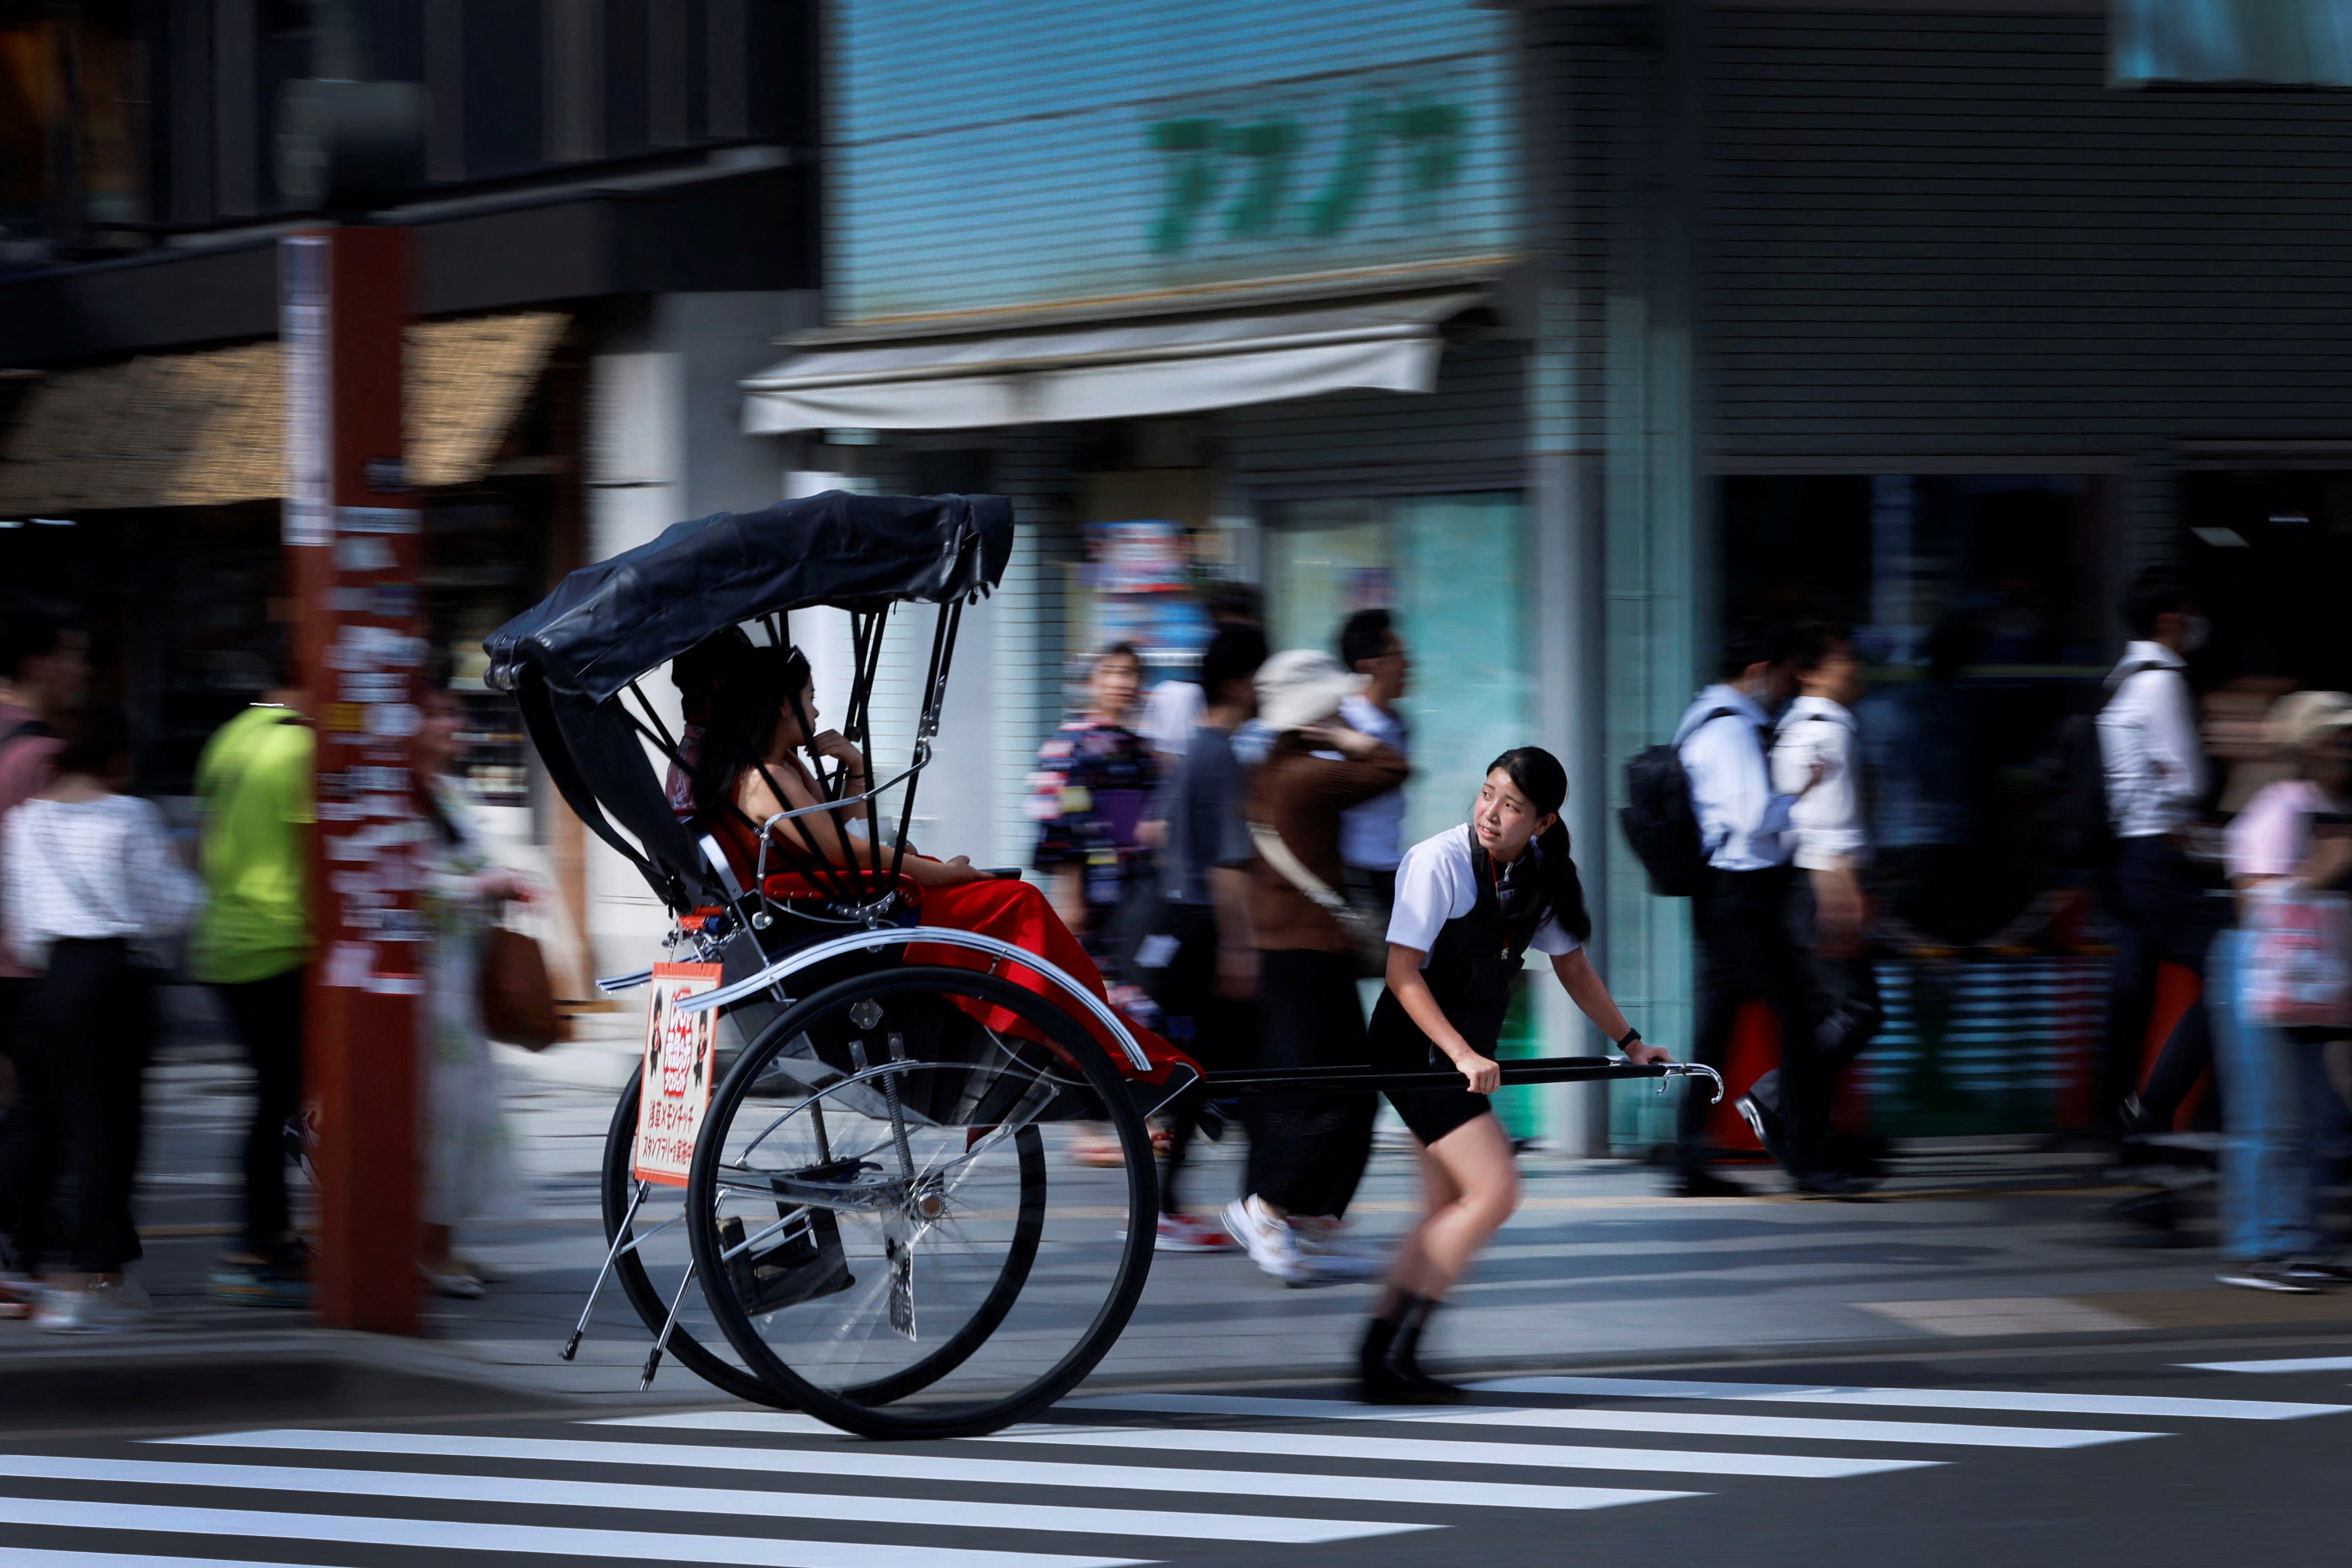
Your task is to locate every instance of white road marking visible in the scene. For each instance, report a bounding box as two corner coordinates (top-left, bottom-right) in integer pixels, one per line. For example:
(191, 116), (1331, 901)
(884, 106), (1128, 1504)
(981, 1423), (1913, 1480)
(0, 1553), (356, 1568)
(163, 1429), (1646, 1514)
(1473, 1375), (2351, 1421)
(0, 1496), (1142, 1568)
(2177, 1356), (2352, 1375)
(1061, 1393), (2154, 1450)
(0, 1455), (1421, 1546)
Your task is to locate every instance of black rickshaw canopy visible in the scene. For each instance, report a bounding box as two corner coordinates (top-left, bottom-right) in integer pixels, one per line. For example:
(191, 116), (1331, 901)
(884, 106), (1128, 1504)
(484, 491), (1013, 703)
(483, 491), (1014, 914)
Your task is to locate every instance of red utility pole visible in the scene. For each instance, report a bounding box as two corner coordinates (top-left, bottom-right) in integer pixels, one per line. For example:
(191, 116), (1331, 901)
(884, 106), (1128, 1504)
(281, 227), (424, 1334)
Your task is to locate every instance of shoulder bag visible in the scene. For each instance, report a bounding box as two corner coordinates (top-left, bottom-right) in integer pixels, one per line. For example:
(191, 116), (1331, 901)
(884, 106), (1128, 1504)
(1247, 820), (1389, 975)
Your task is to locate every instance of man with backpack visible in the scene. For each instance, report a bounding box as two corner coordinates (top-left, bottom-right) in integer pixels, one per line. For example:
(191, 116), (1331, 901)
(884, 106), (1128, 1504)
(0, 598), (84, 1300)
(2097, 567), (2219, 1135)
(1627, 617), (1835, 1196)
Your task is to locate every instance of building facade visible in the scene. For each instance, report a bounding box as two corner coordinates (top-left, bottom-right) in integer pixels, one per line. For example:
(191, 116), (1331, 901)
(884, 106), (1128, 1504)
(0, 0), (819, 990)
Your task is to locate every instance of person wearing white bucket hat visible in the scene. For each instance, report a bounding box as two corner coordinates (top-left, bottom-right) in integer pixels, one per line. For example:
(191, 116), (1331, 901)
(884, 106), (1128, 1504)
(1222, 650), (1409, 1284)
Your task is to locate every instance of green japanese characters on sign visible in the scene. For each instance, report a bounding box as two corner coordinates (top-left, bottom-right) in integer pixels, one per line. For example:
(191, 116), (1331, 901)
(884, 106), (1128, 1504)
(1146, 90), (1469, 256)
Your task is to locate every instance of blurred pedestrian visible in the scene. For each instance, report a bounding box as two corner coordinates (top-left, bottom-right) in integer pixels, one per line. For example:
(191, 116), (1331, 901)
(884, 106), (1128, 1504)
(1031, 643), (1158, 1166)
(191, 659), (316, 1307)
(2099, 568), (2221, 1135)
(0, 596), (81, 1299)
(1336, 608), (1411, 935)
(412, 673), (536, 1298)
(2210, 691), (2352, 1294)
(1223, 650), (1407, 1283)
(1745, 625), (1882, 1183)
(1140, 581), (1264, 764)
(9, 703), (202, 1333)
(1672, 617), (1834, 1196)
(1139, 624), (1267, 1252)
(1362, 747), (1670, 1400)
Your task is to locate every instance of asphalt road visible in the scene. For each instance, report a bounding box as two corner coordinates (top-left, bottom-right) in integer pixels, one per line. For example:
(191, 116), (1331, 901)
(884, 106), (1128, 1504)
(4, 1334), (2349, 1568)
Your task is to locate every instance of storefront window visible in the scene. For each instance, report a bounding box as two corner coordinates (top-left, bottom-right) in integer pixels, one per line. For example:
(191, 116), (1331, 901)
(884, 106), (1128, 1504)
(1719, 473), (2114, 1136)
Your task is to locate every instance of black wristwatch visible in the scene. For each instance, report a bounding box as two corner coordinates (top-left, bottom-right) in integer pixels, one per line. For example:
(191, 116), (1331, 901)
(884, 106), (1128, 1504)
(1615, 1027), (1642, 1051)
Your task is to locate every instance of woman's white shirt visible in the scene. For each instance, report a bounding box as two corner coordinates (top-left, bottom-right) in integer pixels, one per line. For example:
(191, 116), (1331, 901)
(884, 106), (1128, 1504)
(5, 794), (203, 967)
(1385, 826), (1581, 967)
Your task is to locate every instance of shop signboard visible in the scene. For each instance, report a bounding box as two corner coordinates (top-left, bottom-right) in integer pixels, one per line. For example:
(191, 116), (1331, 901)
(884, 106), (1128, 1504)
(830, 2), (1514, 321)
(632, 963), (725, 1186)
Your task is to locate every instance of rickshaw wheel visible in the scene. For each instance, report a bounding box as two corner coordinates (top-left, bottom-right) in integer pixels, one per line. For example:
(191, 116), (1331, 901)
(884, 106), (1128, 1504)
(600, 1065), (787, 1408)
(688, 964), (1158, 1440)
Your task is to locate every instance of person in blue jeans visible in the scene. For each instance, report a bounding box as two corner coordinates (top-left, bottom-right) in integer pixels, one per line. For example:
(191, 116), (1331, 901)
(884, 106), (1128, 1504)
(2211, 691), (2352, 1294)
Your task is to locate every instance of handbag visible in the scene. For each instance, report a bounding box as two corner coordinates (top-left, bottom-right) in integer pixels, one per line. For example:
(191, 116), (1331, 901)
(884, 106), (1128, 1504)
(481, 919), (568, 1051)
(2243, 879), (2352, 1029)
(1247, 821), (1389, 975)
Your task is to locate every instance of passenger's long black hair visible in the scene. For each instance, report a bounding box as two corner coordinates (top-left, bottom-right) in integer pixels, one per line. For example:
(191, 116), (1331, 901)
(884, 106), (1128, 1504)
(1487, 746), (1592, 946)
(689, 642), (815, 827)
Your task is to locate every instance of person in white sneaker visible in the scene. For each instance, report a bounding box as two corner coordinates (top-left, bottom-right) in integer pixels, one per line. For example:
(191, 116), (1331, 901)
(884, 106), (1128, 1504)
(1223, 651), (1408, 1284)
(7, 703), (200, 1335)
(1359, 748), (1669, 1401)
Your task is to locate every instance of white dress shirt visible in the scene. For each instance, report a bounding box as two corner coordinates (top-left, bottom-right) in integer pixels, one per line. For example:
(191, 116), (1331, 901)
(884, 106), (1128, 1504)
(1338, 692), (1409, 871)
(1772, 695), (1868, 872)
(2096, 641), (2204, 839)
(1676, 684), (1798, 872)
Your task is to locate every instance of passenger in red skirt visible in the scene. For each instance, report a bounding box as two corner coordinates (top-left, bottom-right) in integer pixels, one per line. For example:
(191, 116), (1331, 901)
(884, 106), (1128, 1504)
(692, 645), (1191, 1085)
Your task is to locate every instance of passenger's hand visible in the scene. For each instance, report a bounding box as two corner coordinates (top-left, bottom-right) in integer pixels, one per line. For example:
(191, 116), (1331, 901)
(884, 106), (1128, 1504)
(936, 855), (990, 885)
(808, 729), (865, 775)
(1215, 943), (1258, 999)
(1621, 1041), (1673, 1067)
(1451, 1051), (1502, 1095)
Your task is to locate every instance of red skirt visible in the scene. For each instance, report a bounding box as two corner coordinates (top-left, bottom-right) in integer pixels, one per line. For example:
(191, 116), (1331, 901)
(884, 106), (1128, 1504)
(905, 876), (1193, 1086)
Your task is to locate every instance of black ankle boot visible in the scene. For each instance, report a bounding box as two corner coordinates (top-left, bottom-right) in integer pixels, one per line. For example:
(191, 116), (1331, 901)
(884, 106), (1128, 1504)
(1386, 1298), (1467, 1403)
(1358, 1313), (1427, 1404)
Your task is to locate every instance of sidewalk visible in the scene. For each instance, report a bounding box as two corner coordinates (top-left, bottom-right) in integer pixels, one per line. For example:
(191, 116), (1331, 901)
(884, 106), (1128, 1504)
(5, 996), (2345, 1429)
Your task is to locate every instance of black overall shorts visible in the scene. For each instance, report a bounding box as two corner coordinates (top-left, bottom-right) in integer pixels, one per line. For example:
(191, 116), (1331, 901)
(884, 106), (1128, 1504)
(1366, 826), (1553, 1146)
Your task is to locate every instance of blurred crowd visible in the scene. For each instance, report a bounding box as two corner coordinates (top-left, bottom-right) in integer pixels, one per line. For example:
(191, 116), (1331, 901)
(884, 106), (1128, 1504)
(1036, 564), (2352, 1301)
(0, 602), (537, 1333)
(6, 554), (2350, 1355)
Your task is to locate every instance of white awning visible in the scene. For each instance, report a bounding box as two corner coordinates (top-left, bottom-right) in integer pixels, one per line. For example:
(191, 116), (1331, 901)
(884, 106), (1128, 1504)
(740, 291), (1483, 433)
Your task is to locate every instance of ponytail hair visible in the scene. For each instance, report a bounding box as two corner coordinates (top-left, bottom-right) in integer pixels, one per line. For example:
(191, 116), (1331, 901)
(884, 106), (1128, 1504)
(1487, 746), (1592, 946)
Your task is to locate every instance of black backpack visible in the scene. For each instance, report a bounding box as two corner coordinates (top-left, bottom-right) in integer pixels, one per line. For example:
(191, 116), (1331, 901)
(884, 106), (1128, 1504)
(2045, 659), (2162, 871)
(1620, 707), (1736, 898)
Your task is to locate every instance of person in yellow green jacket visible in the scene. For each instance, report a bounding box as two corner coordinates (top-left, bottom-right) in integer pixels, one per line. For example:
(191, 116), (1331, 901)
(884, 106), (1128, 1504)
(189, 668), (314, 1308)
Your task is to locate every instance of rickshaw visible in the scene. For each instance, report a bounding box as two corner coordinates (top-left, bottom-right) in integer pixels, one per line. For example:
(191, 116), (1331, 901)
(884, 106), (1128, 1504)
(484, 491), (1720, 1442)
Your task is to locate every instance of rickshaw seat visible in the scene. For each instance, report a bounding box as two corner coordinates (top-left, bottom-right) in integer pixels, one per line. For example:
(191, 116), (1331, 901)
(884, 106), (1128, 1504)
(761, 871), (926, 911)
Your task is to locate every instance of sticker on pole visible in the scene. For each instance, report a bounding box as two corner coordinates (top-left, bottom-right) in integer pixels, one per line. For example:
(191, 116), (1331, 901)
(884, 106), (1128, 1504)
(632, 963), (724, 1186)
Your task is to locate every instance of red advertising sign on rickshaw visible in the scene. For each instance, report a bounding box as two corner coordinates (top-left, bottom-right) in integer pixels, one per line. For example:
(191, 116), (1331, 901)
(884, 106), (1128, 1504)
(631, 963), (724, 1186)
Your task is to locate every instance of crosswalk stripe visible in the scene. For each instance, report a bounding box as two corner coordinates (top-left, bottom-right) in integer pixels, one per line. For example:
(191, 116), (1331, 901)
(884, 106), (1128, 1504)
(2177, 1356), (2352, 1375)
(1058, 1393), (2155, 1450)
(1473, 1375), (2350, 1421)
(612, 1419), (1929, 1476)
(0, 1552), (355, 1568)
(165, 1429), (1660, 1514)
(0, 1456), (1418, 1547)
(980, 1424), (1913, 1480)
(0, 1496), (1142, 1568)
